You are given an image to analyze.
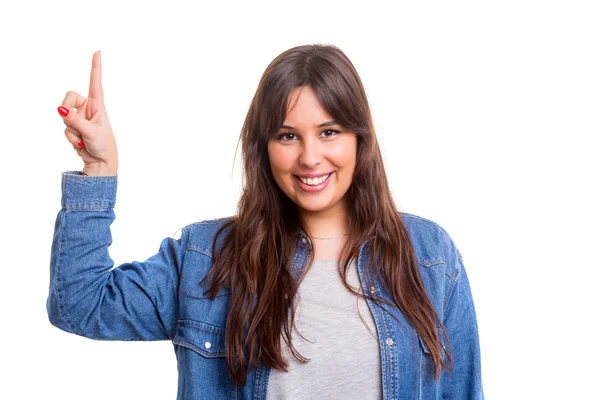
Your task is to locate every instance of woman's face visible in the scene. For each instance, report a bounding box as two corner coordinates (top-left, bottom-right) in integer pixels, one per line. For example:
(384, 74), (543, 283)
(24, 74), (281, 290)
(267, 86), (357, 216)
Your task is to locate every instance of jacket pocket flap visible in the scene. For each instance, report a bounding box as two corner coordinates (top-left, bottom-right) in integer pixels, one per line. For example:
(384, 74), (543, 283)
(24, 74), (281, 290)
(418, 335), (431, 354)
(173, 320), (226, 358)
(418, 328), (447, 359)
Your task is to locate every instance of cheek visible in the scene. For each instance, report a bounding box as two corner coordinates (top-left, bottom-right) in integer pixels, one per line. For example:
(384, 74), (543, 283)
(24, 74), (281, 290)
(330, 137), (357, 170)
(267, 144), (280, 171)
(268, 144), (293, 177)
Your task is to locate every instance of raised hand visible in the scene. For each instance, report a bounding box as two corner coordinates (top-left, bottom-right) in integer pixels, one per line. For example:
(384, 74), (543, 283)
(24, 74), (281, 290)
(57, 50), (118, 176)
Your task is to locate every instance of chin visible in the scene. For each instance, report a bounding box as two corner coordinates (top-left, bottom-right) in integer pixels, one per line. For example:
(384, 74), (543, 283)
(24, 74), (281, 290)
(297, 205), (325, 213)
(294, 199), (336, 213)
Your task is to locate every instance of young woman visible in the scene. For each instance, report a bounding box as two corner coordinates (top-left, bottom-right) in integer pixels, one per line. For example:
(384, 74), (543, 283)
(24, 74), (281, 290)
(49, 44), (484, 399)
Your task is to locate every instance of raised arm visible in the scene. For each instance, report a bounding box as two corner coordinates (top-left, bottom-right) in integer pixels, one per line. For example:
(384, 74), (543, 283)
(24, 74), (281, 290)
(47, 171), (187, 340)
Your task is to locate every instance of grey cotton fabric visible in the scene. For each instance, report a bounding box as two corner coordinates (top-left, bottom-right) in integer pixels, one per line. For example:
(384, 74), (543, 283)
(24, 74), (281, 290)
(266, 258), (382, 399)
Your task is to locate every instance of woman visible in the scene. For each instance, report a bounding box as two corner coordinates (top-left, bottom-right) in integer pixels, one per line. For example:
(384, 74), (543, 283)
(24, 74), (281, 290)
(48, 44), (484, 399)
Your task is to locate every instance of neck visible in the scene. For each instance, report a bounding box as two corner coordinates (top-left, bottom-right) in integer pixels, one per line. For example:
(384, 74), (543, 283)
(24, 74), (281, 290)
(299, 200), (350, 239)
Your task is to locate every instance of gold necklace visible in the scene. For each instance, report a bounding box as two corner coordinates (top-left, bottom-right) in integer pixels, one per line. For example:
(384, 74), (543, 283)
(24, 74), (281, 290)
(311, 232), (350, 240)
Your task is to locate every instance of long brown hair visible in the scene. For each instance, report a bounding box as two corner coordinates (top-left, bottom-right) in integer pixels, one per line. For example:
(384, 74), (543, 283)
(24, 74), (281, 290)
(202, 44), (452, 386)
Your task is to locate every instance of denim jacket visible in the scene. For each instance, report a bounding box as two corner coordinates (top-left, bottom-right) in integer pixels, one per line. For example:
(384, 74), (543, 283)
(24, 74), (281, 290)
(47, 171), (484, 399)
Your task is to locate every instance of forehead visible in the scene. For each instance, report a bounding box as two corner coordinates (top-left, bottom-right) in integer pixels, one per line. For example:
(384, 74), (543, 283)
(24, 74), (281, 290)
(284, 86), (334, 125)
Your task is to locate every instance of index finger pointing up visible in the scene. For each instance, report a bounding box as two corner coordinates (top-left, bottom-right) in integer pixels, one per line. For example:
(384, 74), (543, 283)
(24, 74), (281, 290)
(88, 50), (104, 101)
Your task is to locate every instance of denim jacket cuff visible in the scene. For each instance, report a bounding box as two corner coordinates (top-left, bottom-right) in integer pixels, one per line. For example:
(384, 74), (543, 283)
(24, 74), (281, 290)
(61, 170), (118, 210)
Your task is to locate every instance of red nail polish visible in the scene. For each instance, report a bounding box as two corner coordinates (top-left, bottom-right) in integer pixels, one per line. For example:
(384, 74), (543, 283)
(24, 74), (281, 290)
(77, 141), (85, 148)
(58, 106), (69, 117)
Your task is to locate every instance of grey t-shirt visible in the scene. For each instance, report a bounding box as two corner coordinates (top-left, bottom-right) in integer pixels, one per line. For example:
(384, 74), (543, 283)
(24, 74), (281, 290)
(266, 258), (382, 399)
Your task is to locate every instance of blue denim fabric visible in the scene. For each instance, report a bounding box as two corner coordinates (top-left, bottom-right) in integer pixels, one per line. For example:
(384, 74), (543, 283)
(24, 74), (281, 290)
(47, 171), (484, 399)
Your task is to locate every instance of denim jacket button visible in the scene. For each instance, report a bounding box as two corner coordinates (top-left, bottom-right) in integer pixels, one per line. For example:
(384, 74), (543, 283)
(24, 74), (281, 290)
(369, 286), (376, 294)
(301, 238), (307, 244)
(204, 341), (212, 349)
(385, 338), (394, 346)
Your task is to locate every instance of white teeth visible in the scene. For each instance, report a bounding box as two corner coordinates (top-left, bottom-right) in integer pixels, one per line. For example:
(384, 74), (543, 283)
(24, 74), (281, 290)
(299, 173), (330, 186)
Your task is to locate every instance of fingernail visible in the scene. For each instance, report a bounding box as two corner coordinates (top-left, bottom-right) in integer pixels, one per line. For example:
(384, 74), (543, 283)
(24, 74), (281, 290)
(77, 141), (85, 148)
(58, 106), (69, 117)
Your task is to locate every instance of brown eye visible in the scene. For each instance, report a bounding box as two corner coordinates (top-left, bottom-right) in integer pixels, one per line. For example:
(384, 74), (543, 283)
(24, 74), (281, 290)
(277, 133), (297, 141)
(321, 129), (340, 138)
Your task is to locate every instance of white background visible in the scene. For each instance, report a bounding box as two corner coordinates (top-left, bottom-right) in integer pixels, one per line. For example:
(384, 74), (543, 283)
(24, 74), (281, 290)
(1, 0), (598, 398)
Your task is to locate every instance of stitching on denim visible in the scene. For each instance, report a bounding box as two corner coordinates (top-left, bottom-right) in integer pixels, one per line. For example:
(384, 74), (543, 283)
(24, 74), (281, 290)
(64, 172), (117, 181)
(66, 178), (116, 184)
(55, 211), (76, 333)
(172, 339), (225, 357)
(445, 265), (459, 281)
(401, 213), (453, 270)
(62, 173), (117, 209)
(444, 250), (461, 281)
(178, 319), (226, 334)
(384, 310), (399, 395)
(180, 287), (230, 300)
(443, 271), (460, 314)
(404, 213), (462, 281)
(417, 257), (444, 268)
(419, 347), (423, 399)
(254, 364), (271, 400)
(63, 204), (115, 210)
(187, 245), (213, 259)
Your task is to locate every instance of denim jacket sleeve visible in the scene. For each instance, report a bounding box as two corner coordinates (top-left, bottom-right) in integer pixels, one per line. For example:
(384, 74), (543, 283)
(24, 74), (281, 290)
(441, 244), (484, 399)
(46, 171), (187, 341)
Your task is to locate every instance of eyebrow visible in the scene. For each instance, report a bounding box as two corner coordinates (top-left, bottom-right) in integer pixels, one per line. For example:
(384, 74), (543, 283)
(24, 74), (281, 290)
(280, 120), (339, 130)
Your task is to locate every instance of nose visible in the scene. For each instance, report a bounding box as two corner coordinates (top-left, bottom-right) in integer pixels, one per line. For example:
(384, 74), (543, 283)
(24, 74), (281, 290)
(298, 137), (322, 168)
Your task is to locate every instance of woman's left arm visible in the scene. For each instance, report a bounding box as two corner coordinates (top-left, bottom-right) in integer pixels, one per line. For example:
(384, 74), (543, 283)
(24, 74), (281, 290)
(441, 246), (484, 399)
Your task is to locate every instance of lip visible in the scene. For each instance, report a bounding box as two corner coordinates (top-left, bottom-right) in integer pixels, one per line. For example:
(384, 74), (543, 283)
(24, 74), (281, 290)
(294, 172), (333, 179)
(294, 172), (333, 192)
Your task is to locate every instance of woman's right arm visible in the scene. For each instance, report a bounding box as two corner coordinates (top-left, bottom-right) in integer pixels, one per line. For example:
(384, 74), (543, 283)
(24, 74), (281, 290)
(49, 51), (186, 341)
(47, 171), (188, 341)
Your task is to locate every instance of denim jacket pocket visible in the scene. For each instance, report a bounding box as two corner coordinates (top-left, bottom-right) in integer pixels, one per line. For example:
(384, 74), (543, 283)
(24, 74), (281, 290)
(178, 251), (232, 328)
(172, 319), (238, 398)
(173, 319), (226, 358)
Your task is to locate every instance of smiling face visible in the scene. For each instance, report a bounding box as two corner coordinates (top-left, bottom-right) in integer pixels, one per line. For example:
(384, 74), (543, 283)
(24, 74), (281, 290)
(267, 86), (357, 217)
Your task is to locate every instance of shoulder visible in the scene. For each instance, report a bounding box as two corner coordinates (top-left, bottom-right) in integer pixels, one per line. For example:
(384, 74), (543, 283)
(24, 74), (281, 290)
(180, 216), (236, 259)
(399, 212), (462, 281)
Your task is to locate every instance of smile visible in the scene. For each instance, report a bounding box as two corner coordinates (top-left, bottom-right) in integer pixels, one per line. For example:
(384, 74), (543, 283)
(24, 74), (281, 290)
(293, 173), (333, 192)
(297, 173), (331, 185)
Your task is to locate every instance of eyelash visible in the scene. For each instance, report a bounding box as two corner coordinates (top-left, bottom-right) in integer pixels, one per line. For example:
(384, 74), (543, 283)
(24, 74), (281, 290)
(276, 129), (341, 141)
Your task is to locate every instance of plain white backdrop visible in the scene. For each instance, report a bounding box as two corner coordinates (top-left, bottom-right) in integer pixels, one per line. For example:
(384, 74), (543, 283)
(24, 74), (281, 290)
(1, 0), (598, 398)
